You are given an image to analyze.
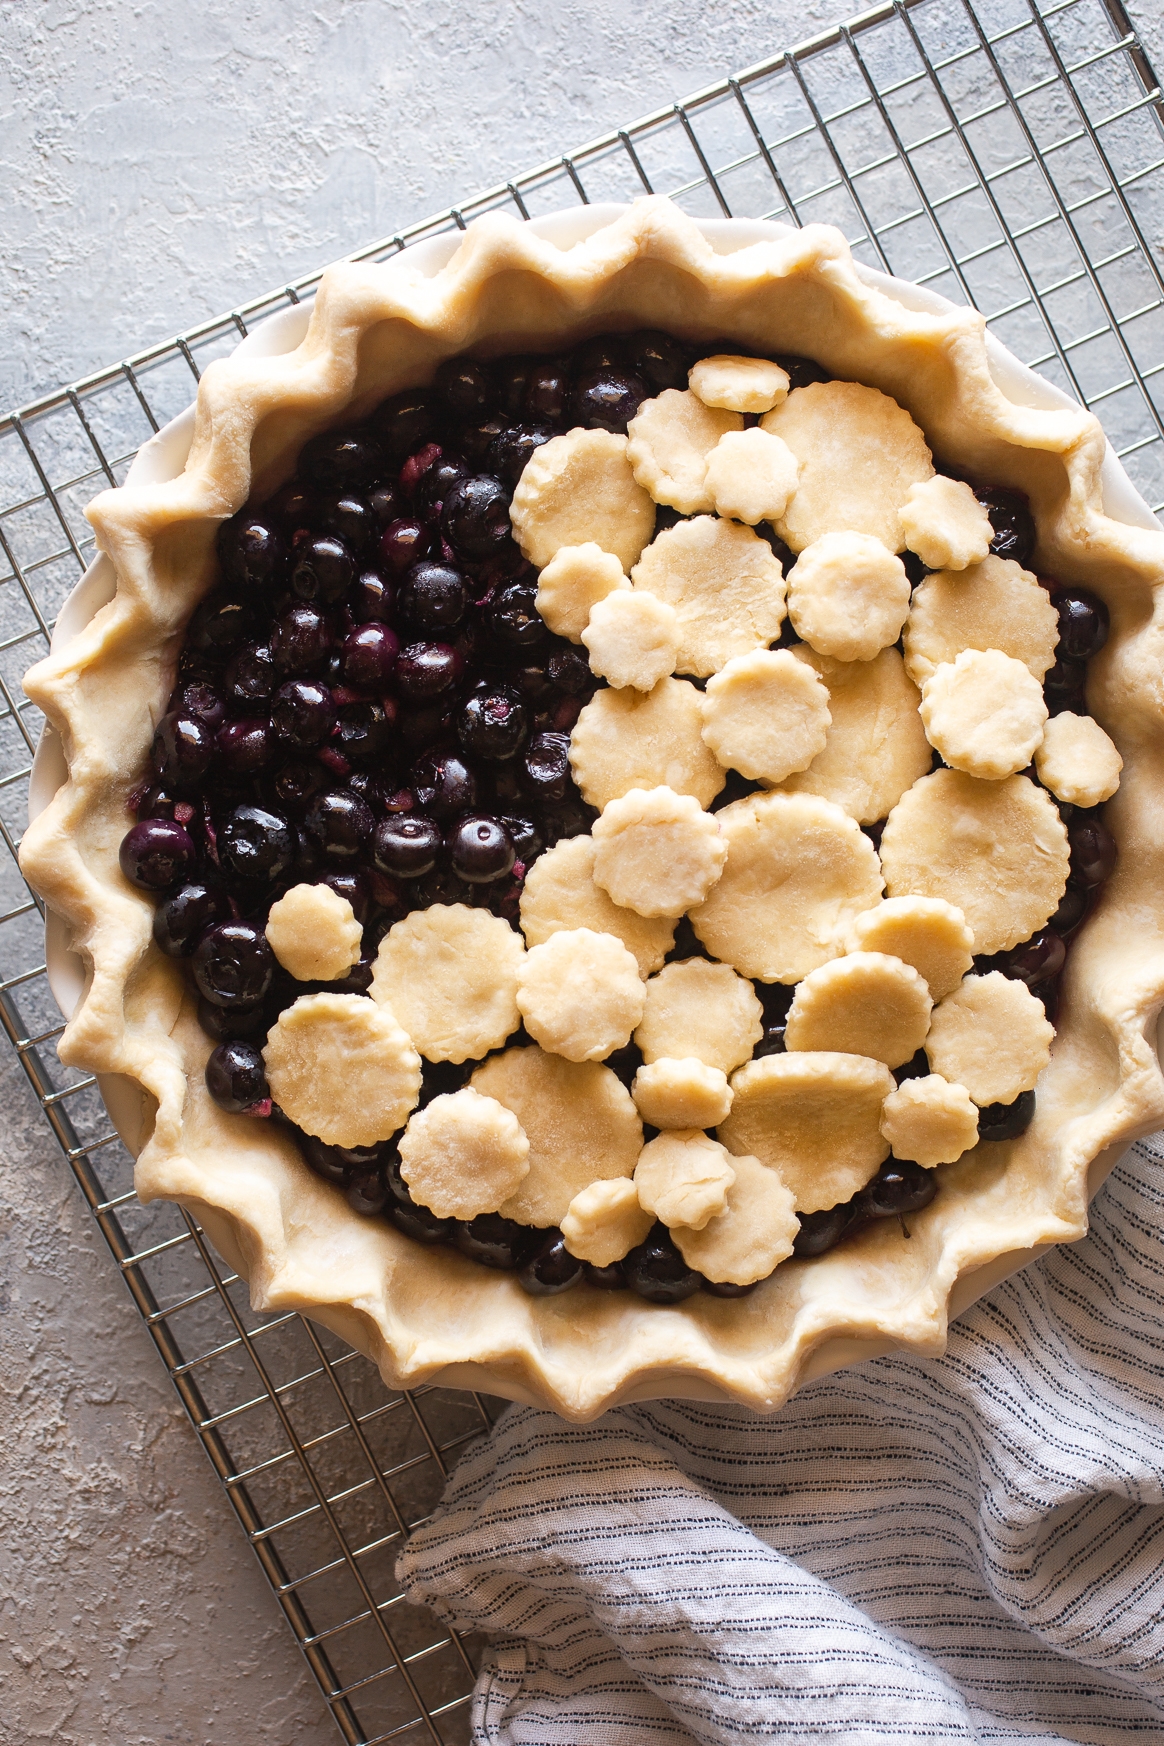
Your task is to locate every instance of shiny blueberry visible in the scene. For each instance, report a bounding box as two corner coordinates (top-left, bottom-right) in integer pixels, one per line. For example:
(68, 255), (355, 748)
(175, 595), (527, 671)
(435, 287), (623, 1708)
(297, 1132), (361, 1186)
(318, 491), (377, 554)
(583, 1260), (628, 1291)
(119, 819), (197, 892)
(1048, 879), (1089, 935)
(520, 731), (572, 801)
(978, 1089), (1037, 1142)
(569, 369), (647, 435)
(397, 562), (467, 634)
(304, 789), (374, 862)
(217, 513), (287, 590)
(1043, 656), (1088, 717)
(368, 480), (402, 529)
(413, 452), (466, 520)
(395, 641), (463, 701)
(219, 805), (295, 886)
(441, 475), (512, 561)
(517, 1229), (584, 1296)
(197, 995), (268, 1044)
(858, 1159), (937, 1218)
(449, 814), (515, 883)
(205, 1040), (269, 1114)
(152, 880), (230, 955)
(1068, 813), (1117, 887)
(753, 1021), (787, 1058)
(372, 389), (439, 466)
(152, 711), (215, 791)
(347, 1167), (389, 1217)
(291, 534), (354, 606)
(459, 687), (528, 761)
(266, 480), (314, 537)
(188, 591), (256, 655)
(486, 422), (555, 490)
(272, 678), (335, 748)
(1001, 929), (1066, 987)
(298, 430), (382, 490)
(434, 356), (493, 421)
(546, 647), (592, 695)
(193, 920), (274, 1008)
(894, 1048), (931, 1084)
(271, 602), (332, 675)
(540, 796), (596, 848)
(383, 1152), (451, 1244)
(226, 642), (277, 705)
(380, 517), (432, 575)
(341, 622), (400, 690)
(452, 1213), (534, 1271)
(350, 569), (394, 623)
(490, 580), (546, 650)
(272, 758), (326, 810)
(1055, 587), (1109, 661)
(626, 330), (692, 394)
(500, 814), (542, 866)
(459, 415), (506, 465)
(703, 1277), (759, 1298)
(571, 336), (629, 376)
(524, 356), (570, 423)
(177, 681), (227, 729)
(792, 1202), (858, 1258)
(334, 700), (394, 764)
(216, 717), (274, 775)
(774, 352), (830, 390)
(977, 486), (1036, 567)
(623, 1224), (703, 1303)
(372, 813), (442, 878)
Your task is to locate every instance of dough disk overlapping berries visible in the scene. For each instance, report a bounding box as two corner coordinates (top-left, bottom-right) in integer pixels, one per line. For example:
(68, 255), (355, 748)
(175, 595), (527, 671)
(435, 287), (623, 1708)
(699, 649), (831, 784)
(784, 952), (932, 1068)
(265, 883), (362, 982)
(581, 589), (679, 691)
(561, 1178), (652, 1267)
(471, 1047), (642, 1229)
(846, 896), (974, 1002)
(371, 905), (524, 1063)
(263, 994), (421, 1149)
(631, 1058), (734, 1129)
(919, 648), (1048, 781)
(671, 1153), (799, 1287)
(720, 1052), (894, 1213)
(903, 555), (1059, 686)
(925, 973), (1054, 1107)
(778, 648), (931, 825)
(535, 542), (629, 642)
(704, 428), (799, 526)
(879, 1075), (979, 1167)
(510, 429), (655, 570)
(516, 928), (645, 1062)
(398, 1089), (530, 1220)
(630, 517), (787, 678)
(900, 475), (994, 571)
(785, 533), (911, 663)
(634, 1130), (737, 1230)
(635, 958), (764, 1074)
(689, 354), (790, 413)
(519, 835), (674, 976)
(626, 389), (743, 513)
(1035, 712), (1123, 806)
(592, 786), (727, 919)
(569, 677), (725, 811)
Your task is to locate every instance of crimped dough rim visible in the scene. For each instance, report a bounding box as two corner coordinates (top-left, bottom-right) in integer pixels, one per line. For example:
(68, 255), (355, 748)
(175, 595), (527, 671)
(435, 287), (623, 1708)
(20, 198), (1164, 1422)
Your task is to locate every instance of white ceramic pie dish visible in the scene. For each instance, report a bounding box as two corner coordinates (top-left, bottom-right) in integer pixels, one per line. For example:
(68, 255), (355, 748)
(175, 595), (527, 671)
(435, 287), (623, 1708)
(23, 200), (1164, 1416)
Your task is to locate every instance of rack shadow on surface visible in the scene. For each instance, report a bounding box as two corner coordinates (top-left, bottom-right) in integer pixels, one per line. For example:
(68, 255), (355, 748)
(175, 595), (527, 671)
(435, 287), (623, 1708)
(1, 0), (1161, 1738)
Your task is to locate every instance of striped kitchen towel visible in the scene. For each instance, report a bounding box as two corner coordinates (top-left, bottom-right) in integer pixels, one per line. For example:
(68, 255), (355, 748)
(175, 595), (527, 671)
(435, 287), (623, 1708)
(398, 1134), (1164, 1744)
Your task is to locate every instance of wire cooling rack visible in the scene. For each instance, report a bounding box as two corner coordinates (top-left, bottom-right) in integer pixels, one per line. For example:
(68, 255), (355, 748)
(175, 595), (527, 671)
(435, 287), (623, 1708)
(2, 0), (1162, 1740)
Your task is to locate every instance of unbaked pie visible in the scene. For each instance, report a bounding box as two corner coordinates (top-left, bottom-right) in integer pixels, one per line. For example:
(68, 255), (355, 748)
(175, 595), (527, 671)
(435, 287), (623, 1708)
(22, 201), (1164, 1419)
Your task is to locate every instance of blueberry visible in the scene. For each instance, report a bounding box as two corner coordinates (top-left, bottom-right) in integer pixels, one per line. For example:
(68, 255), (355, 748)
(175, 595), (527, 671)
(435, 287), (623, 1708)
(266, 480), (315, 538)
(517, 1229), (584, 1296)
(205, 1040), (269, 1114)
(272, 758), (326, 811)
(1048, 879), (1088, 935)
(622, 1224), (703, 1303)
(627, 330), (692, 394)
(368, 480), (403, 529)
(976, 486), (1036, 568)
(1043, 656), (1088, 717)
(449, 814), (515, 883)
(333, 700), (394, 764)
(216, 717), (274, 775)
(486, 423), (554, 490)
(398, 562), (467, 634)
(773, 353), (830, 390)
(792, 1202), (857, 1258)
(135, 784), (180, 821)
(395, 641), (463, 701)
(291, 534), (354, 606)
(177, 681), (227, 728)
(297, 1132), (363, 1186)
(459, 415), (507, 465)
(583, 1260), (628, 1290)
(383, 1152), (451, 1244)
(441, 475), (512, 561)
(217, 513), (287, 590)
(152, 880), (231, 955)
(571, 336), (629, 376)
(494, 356), (534, 418)
(703, 1277), (759, 1298)
(318, 491), (377, 554)
(977, 1089), (1036, 1142)
(499, 813), (542, 866)
(452, 1213), (535, 1270)
(858, 1159), (937, 1218)
(380, 517), (433, 574)
(226, 642), (277, 705)
(546, 648), (592, 694)
(894, 1048), (931, 1084)
(1068, 813), (1117, 887)
(320, 868), (371, 926)
(522, 356), (570, 423)
(569, 369), (648, 435)
(298, 430), (383, 490)
(414, 453), (466, 521)
(151, 710), (215, 790)
(349, 569), (394, 623)
(459, 687), (528, 761)
(341, 622), (400, 690)
(197, 994), (268, 1043)
(520, 731), (571, 801)
(1054, 588), (1109, 662)
(434, 356), (493, 421)
(999, 929), (1066, 987)
(304, 789), (374, 862)
(119, 819), (197, 892)
(371, 389), (438, 466)
(347, 1167), (389, 1217)
(272, 678), (335, 748)
(188, 590), (255, 654)
(271, 602), (332, 674)
(540, 796), (596, 847)
(219, 805), (295, 886)
(753, 1021), (787, 1059)
(193, 920), (274, 1007)
(372, 814), (442, 878)
(490, 580), (547, 650)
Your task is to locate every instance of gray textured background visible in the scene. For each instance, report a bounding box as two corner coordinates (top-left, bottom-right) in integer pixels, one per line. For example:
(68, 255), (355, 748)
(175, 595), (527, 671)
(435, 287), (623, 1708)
(2, 2), (1163, 1743)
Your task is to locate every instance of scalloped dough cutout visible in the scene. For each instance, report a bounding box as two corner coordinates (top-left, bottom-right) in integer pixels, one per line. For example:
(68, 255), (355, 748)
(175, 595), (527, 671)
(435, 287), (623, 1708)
(510, 429), (655, 570)
(779, 647), (931, 824)
(634, 958), (763, 1074)
(671, 1151), (799, 1285)
(900, 475), (993, 571)
(704, 428), (799, 526)
(785, 531), (911, 662)
(689, 354), (789, 413)
(1035, 711), (1122, 807)
(700, 648), (831, 783)
(581, 588), (679, 691)
(919, 648), (1048, 780)
(720, 1051), (893, 1213)
(846, 896), (974, 1001)
(398, 1089), (530, 1219)
(569, 677), (725, 812)
(634, 1129), (736, 1230)
(784, 951), (932, 1068)
(925, 973), (1054, 1106)
(519, 835), (674, 976)
(903, 554), (1060, 686)
(631, 1057), (733, 1129)
(626, 389), (742, 513)
(591, 786), (727, 919)
(263, 993), (420, 1149)
(561, 1177), (653, 1266)
(516, 928), (645, 1062)
(371, 905), (524, 1063)
(879, 1074), (979, 1167)
(265, 882), (362, 982)
(630, 516), (787, 678)
(535, 542), (629, 643)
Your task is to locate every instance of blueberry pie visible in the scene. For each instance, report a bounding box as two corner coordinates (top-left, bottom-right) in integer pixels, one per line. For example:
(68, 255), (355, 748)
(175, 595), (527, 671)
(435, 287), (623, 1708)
(22, 201), (1164, 1419)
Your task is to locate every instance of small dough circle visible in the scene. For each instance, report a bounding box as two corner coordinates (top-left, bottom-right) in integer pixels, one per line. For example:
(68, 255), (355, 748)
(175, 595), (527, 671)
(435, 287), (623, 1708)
(630, 516), (787, 678)
(786, 531), (911, 662)
(846, 896), (974, 1002)
(704, 428), (799, 526)
(535, 542), (629, 643)
(581, 589), (679, 691)
(903, 554), (1060, 686)
(900, 475), (993, 571)
(690, 791), (884, 984)
(689, 354), (790, 413)
(631, 1058), (733, 1129)
(592, 787), (727, 919)
(569, 677), (726, 812)
(1035, 711), (1122, 807)
(519, 835), (675, 976)
(634, 1130), (736, 1230)
(371, 905), (524, 1063)
(879, 1075), (979, 1167)
(925, 972), (1054, 1107)
(700, 648), (831, 783)
(919, 648), (1048, 780)
(561, 1178), (653, 1266)
(398, 1089), (530, 1219)
(471, 1046), (642, 1227)
(879, 770), (1069, 957)
(762, 381), (933, 553)
(784, 951), (933, 1068)
(635, 958), (764, 1074)
(510, 428), (655, 571)
(626, 388), (743, 513)
(671, 1152), (799, 1286)
(779, 647), (931, 825)
(263, 993), (420, 1148)
(516, 928), (645, 1062)
(265, 882), (363, 982)
(720, 1051), (894, 1213)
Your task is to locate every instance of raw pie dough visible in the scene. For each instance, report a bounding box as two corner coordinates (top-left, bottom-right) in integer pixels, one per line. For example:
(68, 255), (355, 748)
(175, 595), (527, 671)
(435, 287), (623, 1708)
(634, 1130), (736, 1230)
(919, 648), (1048, 780)
(845, 896), (974, 1002)
(634, 958), (764, 1074)
(631, 1057), (734, 1130)
(561, 1177), (653, 1266)
(783, 952), (933, 1068)
(265, 883), (362, 983)
(879, 1075), (979, 1167)
(592, 787), (727, 919)
(689, 354), (790, 413)
(519, 835), (674, 976)
(630, 516), (787, 678)
(626, 389), (742, 513)
(263, 994), (420, 1149)
(535, 542), (629, 642)
(704, 427), (799, 526)
(670, 1151), (799, 1286)
(516, 928), (645, 1062)
(779, 647), (931, 825)
(903, 555), (1059, 686)
(899, 475), (994, 571)
(925, 973), (1054, 1107)
(371, 905), (524, 1063)
(700, 649), (831, 784)
(785, 532), (911, 662)
(1035, 712), (1123, 806)
(398, 1089), (530, 1219)
(569, 677), (725, 812)
(581, 589), (679, 691)
(510, 428), (655, 571)
(721, 1051), (893, 1213)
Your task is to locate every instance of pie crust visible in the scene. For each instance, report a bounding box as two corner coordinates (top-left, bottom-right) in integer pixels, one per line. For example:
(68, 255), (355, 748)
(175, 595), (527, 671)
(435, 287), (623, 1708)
(21, 199), (1164, 1421)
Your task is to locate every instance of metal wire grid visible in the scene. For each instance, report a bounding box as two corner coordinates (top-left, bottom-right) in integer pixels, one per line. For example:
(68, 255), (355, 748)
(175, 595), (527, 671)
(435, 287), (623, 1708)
(1, 0), (1162, 1738)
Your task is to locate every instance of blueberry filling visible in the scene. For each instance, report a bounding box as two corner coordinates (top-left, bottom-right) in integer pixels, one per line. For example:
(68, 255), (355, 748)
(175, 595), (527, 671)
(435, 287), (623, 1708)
(120, 330), (1117, 1301)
